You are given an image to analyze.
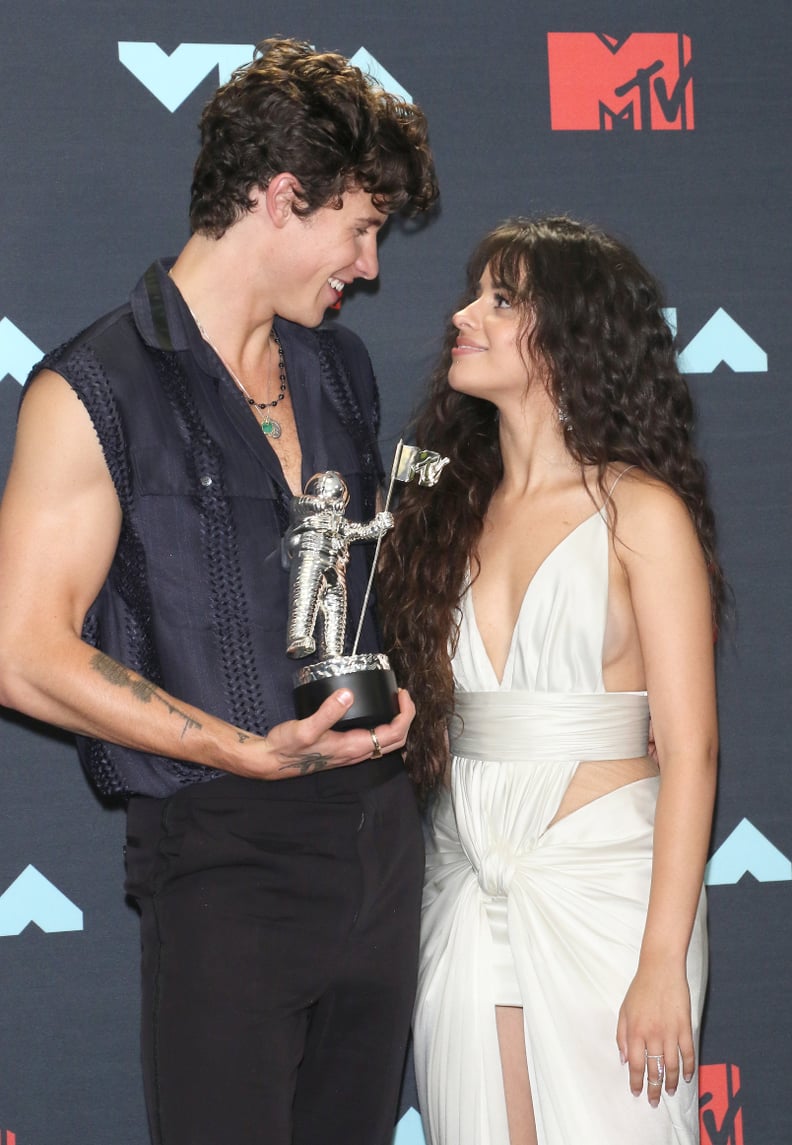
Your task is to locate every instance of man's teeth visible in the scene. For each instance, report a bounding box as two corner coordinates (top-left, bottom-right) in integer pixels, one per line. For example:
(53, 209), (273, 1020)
(328, 277), (345, 293)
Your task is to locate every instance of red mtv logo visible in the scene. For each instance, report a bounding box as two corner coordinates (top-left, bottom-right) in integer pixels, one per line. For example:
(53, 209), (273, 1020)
(699, 1064), (744, 1145)
(547, 33), (694, 130)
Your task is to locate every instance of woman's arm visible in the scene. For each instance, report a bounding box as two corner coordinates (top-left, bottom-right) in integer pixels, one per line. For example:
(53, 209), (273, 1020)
(613, 477), (718, 1104)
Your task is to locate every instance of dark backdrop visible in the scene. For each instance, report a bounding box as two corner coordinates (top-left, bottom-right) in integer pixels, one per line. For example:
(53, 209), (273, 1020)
(1, 4), (788, 1144)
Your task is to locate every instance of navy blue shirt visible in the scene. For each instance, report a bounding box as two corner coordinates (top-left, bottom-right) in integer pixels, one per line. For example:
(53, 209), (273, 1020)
(36, 260), (388, 798)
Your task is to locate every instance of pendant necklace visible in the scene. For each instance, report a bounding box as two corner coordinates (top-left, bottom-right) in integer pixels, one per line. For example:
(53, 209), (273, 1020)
(227, 329), (287, 439)
(186, 296), (288, 439)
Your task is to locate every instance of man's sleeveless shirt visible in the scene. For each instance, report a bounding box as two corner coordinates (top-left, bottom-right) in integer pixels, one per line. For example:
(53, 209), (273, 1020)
(31, 260), (386, 798)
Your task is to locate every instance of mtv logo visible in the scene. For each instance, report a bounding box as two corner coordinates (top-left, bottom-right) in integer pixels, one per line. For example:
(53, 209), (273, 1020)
(119, 43), (412, 112)
(0, 317), (43, 385)
(663, 308), (768, 373)
(705, 819), (792, 885)
(547, 33), (694, 130)
(0, 865), (83, 936)
(699, 1063), (744, 1145)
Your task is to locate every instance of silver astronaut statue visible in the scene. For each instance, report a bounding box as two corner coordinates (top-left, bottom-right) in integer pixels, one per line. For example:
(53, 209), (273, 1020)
(284, 471), (393, 659)
(283, 471), (397, 730)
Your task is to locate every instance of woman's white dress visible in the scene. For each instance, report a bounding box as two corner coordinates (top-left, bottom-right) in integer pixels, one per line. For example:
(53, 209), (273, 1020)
(413, 509), (707, 1145)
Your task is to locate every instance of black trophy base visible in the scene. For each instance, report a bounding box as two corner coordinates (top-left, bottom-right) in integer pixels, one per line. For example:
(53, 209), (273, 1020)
(293, 653), (399, 731)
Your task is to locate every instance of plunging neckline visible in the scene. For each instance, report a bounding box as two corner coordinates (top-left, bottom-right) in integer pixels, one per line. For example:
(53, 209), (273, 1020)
(469, 510), (604, 686)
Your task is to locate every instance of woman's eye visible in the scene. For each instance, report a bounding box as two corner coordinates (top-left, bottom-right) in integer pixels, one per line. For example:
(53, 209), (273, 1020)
(493, 292), (512, 309)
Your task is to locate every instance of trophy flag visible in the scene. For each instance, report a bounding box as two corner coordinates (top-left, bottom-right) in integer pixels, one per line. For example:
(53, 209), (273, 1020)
(393, 443), (450, 488)
(352, 439), (449, 654)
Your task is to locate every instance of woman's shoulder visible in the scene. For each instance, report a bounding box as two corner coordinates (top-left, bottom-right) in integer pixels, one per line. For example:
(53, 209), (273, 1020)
(605, 464), (684, 508)
(604, 466), (699, 553)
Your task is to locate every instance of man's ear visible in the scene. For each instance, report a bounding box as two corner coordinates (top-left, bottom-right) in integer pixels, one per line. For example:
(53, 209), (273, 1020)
(263, 173), (307, 227)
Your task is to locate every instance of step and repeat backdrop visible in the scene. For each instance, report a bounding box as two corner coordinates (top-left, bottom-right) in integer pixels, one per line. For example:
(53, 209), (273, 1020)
(0, 2), (788, 1144)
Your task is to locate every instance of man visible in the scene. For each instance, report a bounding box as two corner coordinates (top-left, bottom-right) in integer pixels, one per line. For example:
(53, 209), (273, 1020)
(0, 38), (438, 1145)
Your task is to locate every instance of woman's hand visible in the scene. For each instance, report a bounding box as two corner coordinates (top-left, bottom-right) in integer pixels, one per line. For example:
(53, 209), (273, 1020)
(616, 956), (696, 1106)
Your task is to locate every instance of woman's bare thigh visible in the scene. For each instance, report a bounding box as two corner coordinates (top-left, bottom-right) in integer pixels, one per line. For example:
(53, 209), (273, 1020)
(496, 1006), (538, 1145)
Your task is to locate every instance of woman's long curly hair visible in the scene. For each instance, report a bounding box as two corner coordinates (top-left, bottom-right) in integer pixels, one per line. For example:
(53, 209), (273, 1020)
(379, 216), (725, 800)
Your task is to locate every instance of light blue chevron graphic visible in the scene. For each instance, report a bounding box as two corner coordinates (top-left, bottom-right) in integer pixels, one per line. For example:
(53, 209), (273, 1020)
(118, 42), (254, 112)
(679, 307), (768, 373)
(119, 43), (412, 112)
(705, 819), (792, 885)
(0, 317), (42, 385)
(0, 865), (83, 936)
(348, 48), (412, 102)
(393, 1107), (426, 1145)
(663, 307), (767, 373)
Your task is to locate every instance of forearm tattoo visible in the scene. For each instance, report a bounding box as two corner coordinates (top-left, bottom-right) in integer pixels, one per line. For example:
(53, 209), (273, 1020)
(279, 753), (332, 775)
(90, 652), (201, 737)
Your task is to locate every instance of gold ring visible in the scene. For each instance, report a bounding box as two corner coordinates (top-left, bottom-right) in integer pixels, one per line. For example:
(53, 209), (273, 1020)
(369, 729), (383, 759)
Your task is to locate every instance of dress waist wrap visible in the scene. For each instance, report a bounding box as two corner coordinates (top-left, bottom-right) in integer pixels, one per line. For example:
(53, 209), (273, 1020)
(450, 691), (650, 763)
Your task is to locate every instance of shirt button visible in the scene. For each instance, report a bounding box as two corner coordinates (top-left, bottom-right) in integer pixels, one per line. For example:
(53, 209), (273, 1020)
(200, 475), (213, 487)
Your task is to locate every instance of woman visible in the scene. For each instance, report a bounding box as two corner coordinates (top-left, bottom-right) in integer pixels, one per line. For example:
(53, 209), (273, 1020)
(379, 217), (722, 1145)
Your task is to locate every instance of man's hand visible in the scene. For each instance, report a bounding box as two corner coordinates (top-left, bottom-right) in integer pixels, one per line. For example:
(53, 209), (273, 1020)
(233, 686), (415, 779)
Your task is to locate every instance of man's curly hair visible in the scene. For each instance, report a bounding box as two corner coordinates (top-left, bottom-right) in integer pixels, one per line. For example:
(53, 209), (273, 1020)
(190, 37), (438, 237)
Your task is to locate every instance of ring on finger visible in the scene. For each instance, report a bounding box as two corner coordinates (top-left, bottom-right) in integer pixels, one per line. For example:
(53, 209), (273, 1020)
(369, 728), (383, 759)
(645, 1051), (665, 1086)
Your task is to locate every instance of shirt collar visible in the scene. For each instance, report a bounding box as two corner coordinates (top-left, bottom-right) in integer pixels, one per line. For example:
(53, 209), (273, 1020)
(131, 257), (306, 389)
(129, 257), (227, 379)
(131, 258), (185, 347)
(129, 256), (314, 375)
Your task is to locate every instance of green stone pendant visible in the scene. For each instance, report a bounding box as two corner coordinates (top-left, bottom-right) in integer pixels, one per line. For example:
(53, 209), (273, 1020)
(261, 416), (282, 439)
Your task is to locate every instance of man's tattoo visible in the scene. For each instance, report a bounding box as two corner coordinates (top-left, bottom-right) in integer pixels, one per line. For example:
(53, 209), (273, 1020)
(90, 652), (202, 735)
(236, 731), (251, 743)
(279, 753), (332, 776)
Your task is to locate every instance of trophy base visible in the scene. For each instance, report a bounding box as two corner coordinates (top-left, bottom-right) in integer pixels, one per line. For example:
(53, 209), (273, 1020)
(293, 653), (399, 731)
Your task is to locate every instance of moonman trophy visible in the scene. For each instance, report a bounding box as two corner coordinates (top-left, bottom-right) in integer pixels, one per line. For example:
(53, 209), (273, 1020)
(285, 442), (449, 731)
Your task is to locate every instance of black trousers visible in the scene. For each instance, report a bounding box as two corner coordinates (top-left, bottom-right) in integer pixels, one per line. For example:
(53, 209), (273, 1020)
(124, 761), (424, 1145)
